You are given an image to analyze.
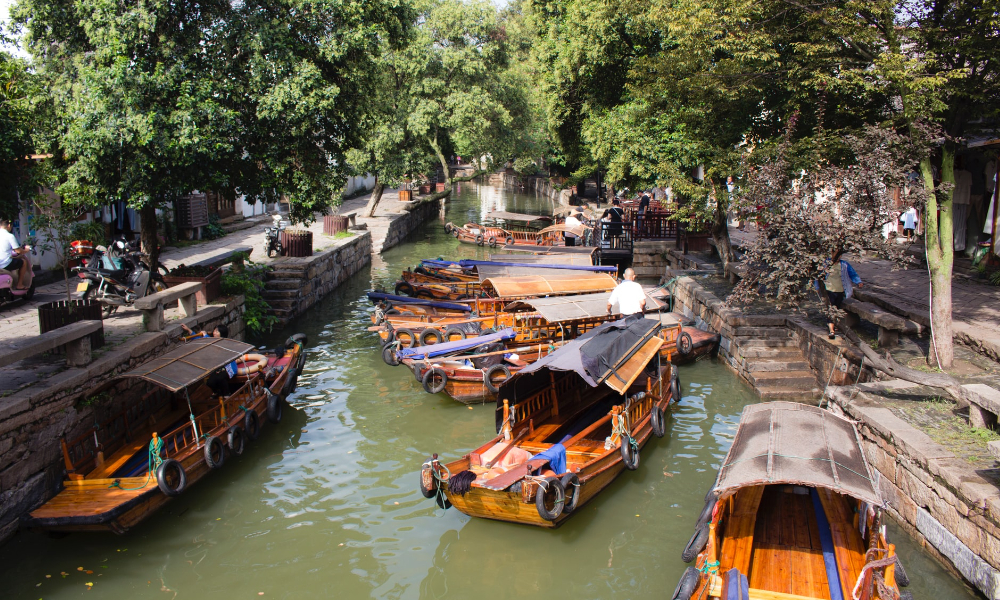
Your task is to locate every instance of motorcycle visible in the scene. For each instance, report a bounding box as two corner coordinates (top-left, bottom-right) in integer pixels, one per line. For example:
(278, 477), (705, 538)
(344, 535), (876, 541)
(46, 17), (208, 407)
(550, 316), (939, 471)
(74, 246), (166, 316)
(0, 250), (35, 307)
(264, 213), (286, 258)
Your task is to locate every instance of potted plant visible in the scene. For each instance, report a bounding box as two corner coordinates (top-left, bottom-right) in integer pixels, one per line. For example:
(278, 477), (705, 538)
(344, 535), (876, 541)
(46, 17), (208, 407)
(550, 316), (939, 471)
(163, 264), (223, 304)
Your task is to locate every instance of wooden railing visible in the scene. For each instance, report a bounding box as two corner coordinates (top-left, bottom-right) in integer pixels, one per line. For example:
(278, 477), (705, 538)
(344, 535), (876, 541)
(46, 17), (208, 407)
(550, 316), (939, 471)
(633, 212), (679, 240)
(594, 221), (634, 253)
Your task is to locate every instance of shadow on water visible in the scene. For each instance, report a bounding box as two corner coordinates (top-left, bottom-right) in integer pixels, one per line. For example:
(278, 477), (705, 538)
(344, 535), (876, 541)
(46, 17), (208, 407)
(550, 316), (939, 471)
(0, 182), (980, 599)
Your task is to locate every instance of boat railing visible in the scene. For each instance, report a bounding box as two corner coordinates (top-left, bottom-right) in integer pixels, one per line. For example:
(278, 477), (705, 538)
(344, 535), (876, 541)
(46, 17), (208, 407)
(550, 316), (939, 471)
(159, 378), (260, 459)
(511, 387), (555, 427)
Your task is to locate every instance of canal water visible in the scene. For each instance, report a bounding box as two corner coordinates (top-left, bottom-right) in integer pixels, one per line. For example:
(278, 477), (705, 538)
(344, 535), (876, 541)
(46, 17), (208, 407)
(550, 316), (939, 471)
(1, 183), (979, 599)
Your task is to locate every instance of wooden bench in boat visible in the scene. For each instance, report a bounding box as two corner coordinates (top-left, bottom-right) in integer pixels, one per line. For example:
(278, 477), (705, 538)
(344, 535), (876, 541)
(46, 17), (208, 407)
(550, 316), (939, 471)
(134, 281), (202, 332)
(841, 298), (919, 348)
(0, 320), (103, 368)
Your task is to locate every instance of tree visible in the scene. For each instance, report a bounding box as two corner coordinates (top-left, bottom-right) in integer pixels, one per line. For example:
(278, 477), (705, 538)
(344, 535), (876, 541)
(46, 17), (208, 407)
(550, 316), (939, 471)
(0, 50), (39, 221)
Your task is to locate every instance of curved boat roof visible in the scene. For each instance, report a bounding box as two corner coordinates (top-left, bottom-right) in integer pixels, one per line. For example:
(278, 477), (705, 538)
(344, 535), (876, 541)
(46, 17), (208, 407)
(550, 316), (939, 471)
(486, 210), (553, 222)
(504, 291), (665, 322)
(481, 273), (617, 299)
(714, 402), (882, 505)
(538, 223), (588, 237)
(121, 337), (255, 392)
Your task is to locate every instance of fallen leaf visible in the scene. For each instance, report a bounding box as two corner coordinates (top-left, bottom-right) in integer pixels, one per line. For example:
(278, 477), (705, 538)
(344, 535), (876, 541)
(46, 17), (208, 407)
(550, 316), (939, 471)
(45, 575), (51, 578)
(86, 570), (93, 575)
(77, 567), (84, 571)
(393, 502), (399, 505)
(36, 583), (41, 587)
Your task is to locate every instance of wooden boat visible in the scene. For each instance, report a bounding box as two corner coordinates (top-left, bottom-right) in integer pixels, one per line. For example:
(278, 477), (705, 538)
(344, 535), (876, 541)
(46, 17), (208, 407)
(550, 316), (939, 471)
(445, 220), (589, 248)
(648, 312), (722, 365)
(673, 402), (903, 600)
(446, 222), (513, 247)
(26, 335), (307, 534)
(419, 317), (676, 527)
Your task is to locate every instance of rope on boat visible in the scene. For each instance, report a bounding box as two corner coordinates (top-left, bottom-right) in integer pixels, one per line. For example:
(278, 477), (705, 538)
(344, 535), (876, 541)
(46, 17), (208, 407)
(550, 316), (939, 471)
(851, 548), (899, 600)
(608, 412), (638, 457)
(820, 347), (843, 407)
(423, 459), (451, 509)
(108, 435), (164, 491)
(698, 560), (719, 576)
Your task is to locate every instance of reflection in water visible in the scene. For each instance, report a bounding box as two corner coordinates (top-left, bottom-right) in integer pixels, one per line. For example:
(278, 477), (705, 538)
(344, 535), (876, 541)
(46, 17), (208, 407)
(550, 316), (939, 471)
(0, 183), (977, 600)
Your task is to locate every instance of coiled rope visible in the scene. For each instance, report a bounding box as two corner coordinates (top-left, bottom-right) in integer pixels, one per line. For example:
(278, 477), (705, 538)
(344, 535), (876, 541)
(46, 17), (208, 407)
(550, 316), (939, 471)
(108, 435), (164, 491)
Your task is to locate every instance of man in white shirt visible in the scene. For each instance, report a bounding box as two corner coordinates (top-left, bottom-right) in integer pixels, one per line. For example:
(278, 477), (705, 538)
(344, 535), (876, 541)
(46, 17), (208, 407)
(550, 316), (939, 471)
(0, 218), (30, 288)
(563, 209), (583, 246)
(607, 268), (646, 316)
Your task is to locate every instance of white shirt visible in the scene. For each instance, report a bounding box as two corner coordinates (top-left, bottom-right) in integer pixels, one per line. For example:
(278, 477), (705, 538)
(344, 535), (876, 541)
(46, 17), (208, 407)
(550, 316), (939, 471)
(0, 228), (20, 269)
(608, 280), (646, 315)
(565, 215), (582, 227)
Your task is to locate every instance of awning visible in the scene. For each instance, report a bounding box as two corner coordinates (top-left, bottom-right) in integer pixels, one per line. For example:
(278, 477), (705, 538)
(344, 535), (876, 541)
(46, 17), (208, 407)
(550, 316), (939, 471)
(713, 402), (882, 505)
(367, 292), (471, 312)
(121, 338), (255, 392)
(505, 292), (664, 323)
(497, 316), (663, 406)
(539, 223), (588, 238)
(486, 210), (553, 222)
(459, 259), (615, 273)
(489, 254), (594, 265)
(481, 274), (618, 299)
(396, 328), (516, 361)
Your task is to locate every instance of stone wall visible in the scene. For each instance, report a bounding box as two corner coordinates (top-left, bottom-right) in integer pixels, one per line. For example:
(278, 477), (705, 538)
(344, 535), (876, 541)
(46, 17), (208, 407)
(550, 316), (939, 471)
(264, 231), (373, 327)
(381, 198), (442, 252)
(0, 297), (244, 543)
(827, 382), (1000, 598)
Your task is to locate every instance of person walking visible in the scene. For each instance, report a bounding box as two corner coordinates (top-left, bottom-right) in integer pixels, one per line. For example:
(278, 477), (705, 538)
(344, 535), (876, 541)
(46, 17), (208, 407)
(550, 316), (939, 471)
(900, 205), (918, 243)
(607, 268), (646, 316)
(818, 250), (862, 339)
(0, 217), (31, 288)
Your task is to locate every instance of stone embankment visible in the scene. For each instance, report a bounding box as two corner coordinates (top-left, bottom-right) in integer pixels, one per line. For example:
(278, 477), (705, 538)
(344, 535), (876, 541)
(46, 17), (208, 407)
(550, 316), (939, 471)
(0, 296), (245, 542)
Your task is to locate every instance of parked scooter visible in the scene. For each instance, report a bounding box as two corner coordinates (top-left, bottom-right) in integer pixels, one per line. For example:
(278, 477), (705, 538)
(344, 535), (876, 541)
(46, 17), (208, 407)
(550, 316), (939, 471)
(74, 246), (165, 316)
(264, 213), (285, 258)
(0, 250), (35, 307)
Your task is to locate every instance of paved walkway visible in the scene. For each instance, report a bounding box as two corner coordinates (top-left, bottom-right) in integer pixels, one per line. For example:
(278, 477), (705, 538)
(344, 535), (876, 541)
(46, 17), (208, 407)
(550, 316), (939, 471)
(729, 226), (1000, 360)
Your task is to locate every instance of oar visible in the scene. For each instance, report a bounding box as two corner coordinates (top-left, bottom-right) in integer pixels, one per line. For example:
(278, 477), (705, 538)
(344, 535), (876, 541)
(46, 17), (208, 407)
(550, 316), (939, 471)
(485, 429), (528, 469)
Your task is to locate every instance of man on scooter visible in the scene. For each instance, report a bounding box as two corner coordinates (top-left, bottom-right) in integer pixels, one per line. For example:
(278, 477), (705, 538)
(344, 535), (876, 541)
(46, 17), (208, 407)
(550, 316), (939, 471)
(0, 218), (31, 289)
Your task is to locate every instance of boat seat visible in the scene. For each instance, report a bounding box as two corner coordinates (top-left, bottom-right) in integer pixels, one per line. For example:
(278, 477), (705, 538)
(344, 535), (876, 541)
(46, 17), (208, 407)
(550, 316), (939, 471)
(268, 355), (293, 369)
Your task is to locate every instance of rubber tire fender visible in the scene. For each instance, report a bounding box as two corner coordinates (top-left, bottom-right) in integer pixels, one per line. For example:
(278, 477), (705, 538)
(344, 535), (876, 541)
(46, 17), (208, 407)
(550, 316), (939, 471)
(266, 390), (283, 424)
(505, 236), (514, 246)
(475, 234), (484, 246)
(671, 566), (701, 600)
(394, 328), (418, 348)
(696, 493), (718, 526)
(621, 438), (639, 470)
(419, 462), (437, 499)
(560, 473), (581, 515)
(422, 367), (448, 394)
(282, 367), (297, 396)
(227, 426), (246, 456)
(488, 236), (497, 248)
(155, 459), (187, 497)
(436, 491), (452, 510)
(443, 326), (467, 342)
(484, 364), (511, 394)
(419, 328), (442, 346)
(651, 405), (666, 438)
(286, 333), (308, 349)
(894, 556), (910, 587)
(682, 523), (709, 563)
(677, 332), (693, 355)
(382, 344), (401, 366)
(204, 435), (226, 469)
(394, 281), (416, 297)
(671, 373), (682, 402)
(535, 477), (565, 521)
(244, 410), (261, 441)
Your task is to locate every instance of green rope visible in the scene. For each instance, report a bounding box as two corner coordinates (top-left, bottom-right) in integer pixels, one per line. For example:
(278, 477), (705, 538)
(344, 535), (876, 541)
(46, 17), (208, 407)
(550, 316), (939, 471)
(431, 462), (452, 509)
(108, 435), (164, 491)
(699, 560), (720, 575)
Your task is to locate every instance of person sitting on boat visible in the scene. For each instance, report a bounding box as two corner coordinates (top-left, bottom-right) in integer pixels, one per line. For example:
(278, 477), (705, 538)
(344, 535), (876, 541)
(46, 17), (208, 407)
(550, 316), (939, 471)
(607, 268), (646, 316)
(181, 323), (229, 340)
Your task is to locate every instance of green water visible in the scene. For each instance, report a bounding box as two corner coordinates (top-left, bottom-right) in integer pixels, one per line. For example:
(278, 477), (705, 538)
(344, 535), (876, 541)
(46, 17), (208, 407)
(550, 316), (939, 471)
(1, 182), (978, 599)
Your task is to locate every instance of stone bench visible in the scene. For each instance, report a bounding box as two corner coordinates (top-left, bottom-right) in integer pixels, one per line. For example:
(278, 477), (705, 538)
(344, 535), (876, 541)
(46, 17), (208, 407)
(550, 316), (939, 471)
(188, 246), (253, 269)
(842, 298), (919, 348)
(0, 320), (103, 368)
(134, 281), (202, 332)
(965, 384), (1000, 433)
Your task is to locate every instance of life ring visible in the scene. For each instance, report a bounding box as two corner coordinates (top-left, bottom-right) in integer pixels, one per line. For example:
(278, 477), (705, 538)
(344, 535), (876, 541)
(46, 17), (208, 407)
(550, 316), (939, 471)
(204, 435), (226, 469)
(422, 367), (448, 394)
(475, 234), (484, 246)
(620, 437), (639, 470)
(243, 410), (261, 441)
(236, 353), (268, 376)
(681, 523), (709, 562)
(671, 567), (701, 600)
(266, 390), (283, 423)
(488, 236), (497, 248)
(561, 473), (581, 514)
(677, 332), (693, 355)
(419, 328), (442, 346)
(444, 326), (467, 342)
(419, 461), (437, 498)
(671, 373), (682, 402)
(505, 235), (514, 246)
(227, 426), (246, 456)
(651, 405), (666, 438)
(484, 364), (511, 394)
(394, 328), (418, 348)
(382, 344), (401, 366)
(286, 333), (307, 349)
(535, 477), (565, 521)
(155, 459), (187, 497)
(395, 281), (416, 297)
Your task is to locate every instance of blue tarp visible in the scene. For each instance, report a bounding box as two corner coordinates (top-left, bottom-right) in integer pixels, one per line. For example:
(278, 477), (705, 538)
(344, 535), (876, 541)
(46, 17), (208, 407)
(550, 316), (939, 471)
(396, 328), (516, 361)
(531, 443), (567, 475)
(420, 259), (615, 273)
(367, 292), (471, 312)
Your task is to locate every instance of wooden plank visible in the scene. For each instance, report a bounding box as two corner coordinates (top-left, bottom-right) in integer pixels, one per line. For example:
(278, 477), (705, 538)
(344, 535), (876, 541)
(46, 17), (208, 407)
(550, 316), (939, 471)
(817, 489), (867, 600)
(719, 485), (764, 576)
(749, 589), (826, 600)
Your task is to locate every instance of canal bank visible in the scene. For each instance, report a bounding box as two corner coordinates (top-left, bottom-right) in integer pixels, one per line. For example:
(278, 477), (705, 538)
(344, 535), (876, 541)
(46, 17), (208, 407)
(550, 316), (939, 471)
(0, 182), (978, 600)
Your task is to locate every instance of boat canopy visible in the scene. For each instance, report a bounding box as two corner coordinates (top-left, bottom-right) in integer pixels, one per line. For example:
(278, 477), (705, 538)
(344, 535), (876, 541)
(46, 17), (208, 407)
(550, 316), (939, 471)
(489, 254), (594, 265)
(367, 292), (472, 312)
(538, 223), (588, 238)
(396, 328), (516, 361)
(486, 210), (553, 223)
(505, 291), (664, 322)
(121, 337), (255, 392)
(713, 402), (882, 505)
(481, 274), (617, 299)
(496, 317), (663, 424)
(420, 258), (613, 273)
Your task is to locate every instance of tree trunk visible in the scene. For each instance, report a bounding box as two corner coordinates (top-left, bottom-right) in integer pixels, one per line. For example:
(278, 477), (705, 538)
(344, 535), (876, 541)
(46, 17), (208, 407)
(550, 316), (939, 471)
(140, 202), (160, 275)
(428, 133), (451, 187)
(363, 175), (385, 218)
(711, 187), (734, 270)
(920, 147), (955, 369)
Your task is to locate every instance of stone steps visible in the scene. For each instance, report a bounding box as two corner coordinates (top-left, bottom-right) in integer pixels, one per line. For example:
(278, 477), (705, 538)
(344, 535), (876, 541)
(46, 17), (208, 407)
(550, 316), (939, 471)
(265, 278), (302, 290)
(738, 346), (804, 359)
(749, 369), (819, 387)
(746, 360), (812, 372)
(732, 337), (798, 348)
(732, 327), (792, 339)
(262, 289), (300, 300)
(754, 384), (823, 400)
(732, 326), (822, 400)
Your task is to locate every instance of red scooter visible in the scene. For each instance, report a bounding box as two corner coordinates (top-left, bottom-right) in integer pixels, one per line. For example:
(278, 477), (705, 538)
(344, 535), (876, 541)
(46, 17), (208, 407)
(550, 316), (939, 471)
(0, 250), (35, 307)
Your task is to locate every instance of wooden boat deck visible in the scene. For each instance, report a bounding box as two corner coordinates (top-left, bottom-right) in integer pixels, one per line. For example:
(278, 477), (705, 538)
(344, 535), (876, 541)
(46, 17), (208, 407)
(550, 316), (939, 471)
(29, 477), (155, 524)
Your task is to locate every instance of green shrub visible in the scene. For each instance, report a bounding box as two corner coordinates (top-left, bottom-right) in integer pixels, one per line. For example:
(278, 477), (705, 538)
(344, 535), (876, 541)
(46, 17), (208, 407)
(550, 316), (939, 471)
(222, 253), (278, 335)
(203, 214), (227, 240)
